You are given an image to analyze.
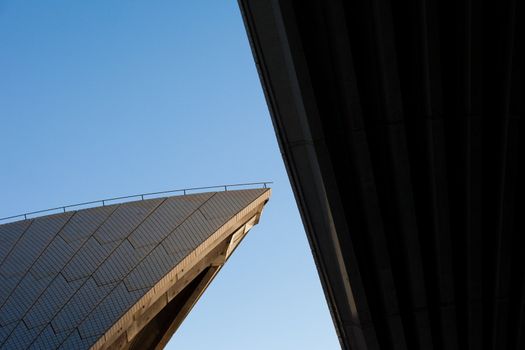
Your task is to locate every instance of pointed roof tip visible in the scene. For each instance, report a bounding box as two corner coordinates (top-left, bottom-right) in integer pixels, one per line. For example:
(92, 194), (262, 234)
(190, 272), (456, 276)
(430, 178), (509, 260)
(0, 185), (270, 349)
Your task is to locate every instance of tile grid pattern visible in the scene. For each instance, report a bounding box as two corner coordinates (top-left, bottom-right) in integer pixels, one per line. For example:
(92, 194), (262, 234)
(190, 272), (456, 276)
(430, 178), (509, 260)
(0, 189), (266, 349)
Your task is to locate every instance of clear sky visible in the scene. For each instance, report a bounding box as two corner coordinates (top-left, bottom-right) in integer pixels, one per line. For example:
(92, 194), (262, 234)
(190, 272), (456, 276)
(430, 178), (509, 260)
(0, 1), (339, 349)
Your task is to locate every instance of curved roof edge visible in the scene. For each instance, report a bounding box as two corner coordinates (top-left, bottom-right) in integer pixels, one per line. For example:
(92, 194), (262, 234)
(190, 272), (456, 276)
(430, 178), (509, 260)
(0, 188), (271, 349)
(91, 189), (271, 350)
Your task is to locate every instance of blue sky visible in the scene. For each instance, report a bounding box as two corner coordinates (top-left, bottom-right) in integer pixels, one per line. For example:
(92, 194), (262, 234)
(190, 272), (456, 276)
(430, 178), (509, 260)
(0, 1), (339, 349)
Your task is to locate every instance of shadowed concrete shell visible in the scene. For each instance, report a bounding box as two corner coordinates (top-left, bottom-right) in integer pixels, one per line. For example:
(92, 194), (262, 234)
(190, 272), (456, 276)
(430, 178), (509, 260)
(0, 188), (270, 349)
(239, 1), (524, 349)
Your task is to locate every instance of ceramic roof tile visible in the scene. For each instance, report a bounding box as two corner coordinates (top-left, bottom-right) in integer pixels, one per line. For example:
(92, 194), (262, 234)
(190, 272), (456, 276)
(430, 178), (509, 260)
(0, 189), (269, 349)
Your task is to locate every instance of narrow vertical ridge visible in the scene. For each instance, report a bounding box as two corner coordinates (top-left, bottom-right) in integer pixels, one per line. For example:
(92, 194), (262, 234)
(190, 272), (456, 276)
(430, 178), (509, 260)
(464, 1), (484, 349)
(491, 1), (519, 348)
(419, 0), (458, 348)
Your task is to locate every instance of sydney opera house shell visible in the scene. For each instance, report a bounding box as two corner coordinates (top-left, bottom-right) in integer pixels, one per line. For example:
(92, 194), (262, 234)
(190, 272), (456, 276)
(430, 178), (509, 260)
(0, 188), (270, 349)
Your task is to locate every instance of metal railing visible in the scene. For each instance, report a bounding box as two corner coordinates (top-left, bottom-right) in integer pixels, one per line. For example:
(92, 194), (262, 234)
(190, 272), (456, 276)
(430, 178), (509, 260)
(0, 181), (272, 224)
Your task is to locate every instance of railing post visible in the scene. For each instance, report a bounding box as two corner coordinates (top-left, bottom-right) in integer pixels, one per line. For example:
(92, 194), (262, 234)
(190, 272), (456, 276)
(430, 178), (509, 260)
(24, 214), (27, 220)
(102, 200), (105, 206)
(63, 207), (66, 213)
(183, 190), (186, 195)
(224, 186), (228, 191)
(141, 195), (144, 200)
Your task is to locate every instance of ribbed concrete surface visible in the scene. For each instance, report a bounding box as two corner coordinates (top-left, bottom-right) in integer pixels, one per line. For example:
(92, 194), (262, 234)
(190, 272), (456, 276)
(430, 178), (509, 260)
(239, 1), (524, 349)
(0, 189), (267, 349)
